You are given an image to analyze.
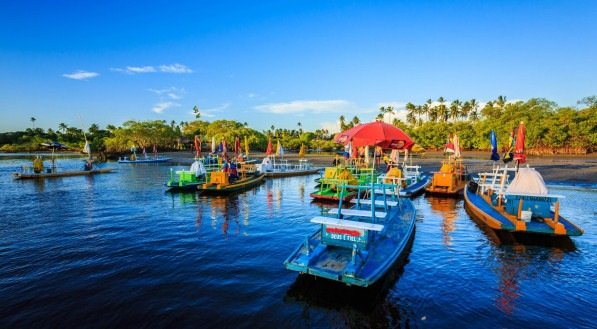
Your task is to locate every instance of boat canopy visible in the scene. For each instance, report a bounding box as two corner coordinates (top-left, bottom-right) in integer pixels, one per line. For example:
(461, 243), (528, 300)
(505, 167), (548, 195)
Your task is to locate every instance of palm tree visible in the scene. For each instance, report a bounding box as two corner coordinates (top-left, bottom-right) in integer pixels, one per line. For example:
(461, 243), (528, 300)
(192, 105), (200, 119)
(437, 97), (448, 122)
(405, 102), (416, 125)
(460, 101), (471, 120)
(30, 117), (36, 129)
(469, 99), (479, 121)
(449, 100), (461, 122)
(496, 95), (507, 109)
(297, 122), (302, 135)
(339, 115), (346, 131)
(58, 122), (68, 134)
(392, 118), (402, 127)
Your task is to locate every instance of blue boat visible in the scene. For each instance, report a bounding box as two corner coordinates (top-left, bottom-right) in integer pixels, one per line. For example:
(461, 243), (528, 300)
(379, 164), (430, 198)
(285, 183), (416, 287)
(464, 166), (584, 237)
(118, 156), (171, 163)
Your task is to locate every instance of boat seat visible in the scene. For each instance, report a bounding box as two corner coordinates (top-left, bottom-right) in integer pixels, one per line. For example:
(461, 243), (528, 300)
(327, 208), (387, 218)
(350, 199), (398, 207)
(311, 216), (384, 231)
(374, 188), (398, 195)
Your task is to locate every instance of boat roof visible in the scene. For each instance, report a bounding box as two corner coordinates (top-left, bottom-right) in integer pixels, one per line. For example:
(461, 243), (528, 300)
(505, 167), (548, 195)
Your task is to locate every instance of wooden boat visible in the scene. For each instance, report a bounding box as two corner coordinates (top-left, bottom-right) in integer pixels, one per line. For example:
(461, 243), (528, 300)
(310, 167), (360, 202)
(13, 167), (114, 180)
(197, 164), (265, 194)
(285, 182), (416, 287)
(425, 158), (469, 196)
(118, 156), (171, 163)
(379, 164), (430, 198)
(464, 167), (583, 237)
(260, 158), (321, 178)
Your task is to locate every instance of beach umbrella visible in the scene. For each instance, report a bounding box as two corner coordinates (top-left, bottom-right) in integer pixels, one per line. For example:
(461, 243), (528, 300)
(234, 137), (241, 157)
(194, 135), (201, 158)
(444, 134), (455, 155)
(244, 136), (250, 159)
(453, 134), (461, 158)
(335, 121), (414, 150)
(211, 136), (216, 153)
(490, 130), (500, 161)
(513, 121), (526, 164)
(298, 144), (305, 158)
(265, 138), (273, 155)
(222, 139), (227, 155)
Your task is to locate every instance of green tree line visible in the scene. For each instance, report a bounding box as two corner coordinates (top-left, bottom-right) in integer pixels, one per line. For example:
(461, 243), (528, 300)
(1, 96), (595, 155)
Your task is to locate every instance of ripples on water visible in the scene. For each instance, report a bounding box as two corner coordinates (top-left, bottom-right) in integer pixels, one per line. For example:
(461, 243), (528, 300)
(0, 158), (595, 328)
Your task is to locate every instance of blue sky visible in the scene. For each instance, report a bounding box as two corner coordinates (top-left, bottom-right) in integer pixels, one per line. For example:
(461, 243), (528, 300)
(1, 0), (595, 133)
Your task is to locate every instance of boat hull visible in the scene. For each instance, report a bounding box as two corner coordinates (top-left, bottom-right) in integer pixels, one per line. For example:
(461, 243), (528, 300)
(400, 175), (431, 198)
(13, 168), (114, 180)
(464, 184), (583, 237)
(264, 168), (321, 178)
(118, 157), (171, 163)
(197, 174), (265, 194)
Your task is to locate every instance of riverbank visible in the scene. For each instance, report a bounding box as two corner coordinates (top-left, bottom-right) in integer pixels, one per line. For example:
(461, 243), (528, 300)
(161, 150), (597, 185)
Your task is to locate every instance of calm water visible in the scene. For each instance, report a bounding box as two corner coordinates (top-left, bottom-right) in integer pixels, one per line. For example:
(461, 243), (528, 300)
(0, 157), (595, 328)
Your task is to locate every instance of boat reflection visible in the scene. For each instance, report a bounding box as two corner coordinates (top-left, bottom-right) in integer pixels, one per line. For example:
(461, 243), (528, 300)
(284, 236), (415, 327)
(465, 206), (575, 316)
(426, 196), (460, 247)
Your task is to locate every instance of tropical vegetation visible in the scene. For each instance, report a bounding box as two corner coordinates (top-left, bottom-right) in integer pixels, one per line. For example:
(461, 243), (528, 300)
(1, 96), (595, 155)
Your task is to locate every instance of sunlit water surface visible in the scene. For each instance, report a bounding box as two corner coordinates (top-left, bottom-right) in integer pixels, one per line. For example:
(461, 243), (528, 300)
(0, 157), (595, 328)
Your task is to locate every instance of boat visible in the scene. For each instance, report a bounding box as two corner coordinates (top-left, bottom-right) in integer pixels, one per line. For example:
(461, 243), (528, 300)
(425, 134), (469, 196)
(464, 122), (583, 237)
(13, 139), (115, 180)
(379, 164), (430, 198)
(259, 157), (321, 178)
(118, 145), (171, 163)
(464, 167), (583, 237)
(165, 159), (211, 192)
(285, 182), (417, 287)
(310, 167), (360, 202)
(197, 162), (265, 194)
(13, 166), (114, 180)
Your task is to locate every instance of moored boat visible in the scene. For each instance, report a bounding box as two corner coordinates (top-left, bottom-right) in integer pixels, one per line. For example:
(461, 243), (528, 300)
(425, 158), (469, 196)
(285, 182), (416, 287)
(379, 164), (431, 198)
(464, 167), (583, 237)
(259, 157), (321, 178)
(197, 163), (264, 194)
(165, 159), (213, 192)
(13, 167), (114, 180)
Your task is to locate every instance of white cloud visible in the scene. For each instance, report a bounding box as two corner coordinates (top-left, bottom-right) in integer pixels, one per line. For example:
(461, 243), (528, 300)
(152, 102), (180, 114)
(321, 121), (340, 134)
(62, 70), (99, 80)
(255, 100), (351, 114)
(126, 66), (156, 73)
(149, 87), (185, 100)
(159, 63), (193, 73)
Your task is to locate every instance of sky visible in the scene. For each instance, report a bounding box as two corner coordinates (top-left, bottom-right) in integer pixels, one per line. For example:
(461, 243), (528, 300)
(1, 0), (596, 133)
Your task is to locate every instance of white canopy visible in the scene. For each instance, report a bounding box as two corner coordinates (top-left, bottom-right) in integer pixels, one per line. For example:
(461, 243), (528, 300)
(505, 167), (548, 195)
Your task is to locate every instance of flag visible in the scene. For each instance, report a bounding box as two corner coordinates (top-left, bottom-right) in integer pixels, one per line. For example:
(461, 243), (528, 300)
(453, 134), (461, 158)
(194, 135), (201, 158)
(444, 134), (455, 154)
(244, 136), (250, 159)
(83, 141), (91, 154)
(265, 138), (273, 155)
(211, 136), (216, 153)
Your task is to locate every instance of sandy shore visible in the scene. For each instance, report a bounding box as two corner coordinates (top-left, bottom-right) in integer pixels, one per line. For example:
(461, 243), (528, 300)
(164, 150), (597, 185)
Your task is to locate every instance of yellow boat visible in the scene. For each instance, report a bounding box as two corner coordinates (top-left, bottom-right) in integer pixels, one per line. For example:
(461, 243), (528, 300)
(425, 158), (469, 196)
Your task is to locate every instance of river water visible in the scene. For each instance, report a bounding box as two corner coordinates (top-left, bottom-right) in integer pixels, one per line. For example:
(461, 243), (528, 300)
(0, 156), (595, 328)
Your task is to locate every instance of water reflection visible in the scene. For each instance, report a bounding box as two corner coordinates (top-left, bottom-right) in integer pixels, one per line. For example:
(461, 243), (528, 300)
(284, 240), (415, 327)
(426, 196), (459, 247)
(465, 207), (575, 317)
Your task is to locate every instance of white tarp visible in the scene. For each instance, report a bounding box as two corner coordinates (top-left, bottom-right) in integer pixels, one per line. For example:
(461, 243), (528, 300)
(505, 167), (548, 195)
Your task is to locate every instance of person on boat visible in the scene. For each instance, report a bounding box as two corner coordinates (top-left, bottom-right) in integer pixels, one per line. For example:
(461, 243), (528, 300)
(229, 162), (238, 182)
(33, 156), (44, 173)
(83, 159), (93, 171)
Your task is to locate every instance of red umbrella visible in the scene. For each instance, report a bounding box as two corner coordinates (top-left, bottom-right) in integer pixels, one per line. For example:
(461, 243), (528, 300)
(335, 121), (414, 150)
(513, 121), (526, 164)
(234, 137), (241, 157)
(265, 138), (273, 155)
(194, 135), (201, 158)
